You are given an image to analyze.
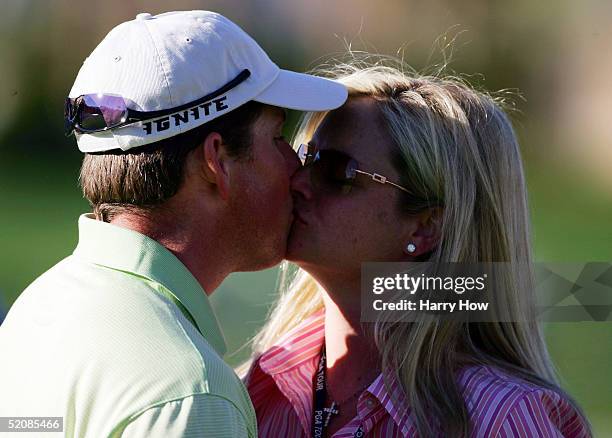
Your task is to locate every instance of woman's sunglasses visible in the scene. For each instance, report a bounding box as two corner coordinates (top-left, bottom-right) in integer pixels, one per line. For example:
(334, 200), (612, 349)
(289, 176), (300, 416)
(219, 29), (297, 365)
(296, 143), (412, 195)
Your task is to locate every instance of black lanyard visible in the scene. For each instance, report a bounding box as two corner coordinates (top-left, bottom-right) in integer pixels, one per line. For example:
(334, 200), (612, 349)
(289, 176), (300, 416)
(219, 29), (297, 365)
(311, 344), (365, 438)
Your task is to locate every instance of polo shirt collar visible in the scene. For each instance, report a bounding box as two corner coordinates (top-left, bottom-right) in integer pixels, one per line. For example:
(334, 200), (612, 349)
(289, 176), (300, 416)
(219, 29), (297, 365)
(253, 309), (416, 435)
(73, 213), (226, 356)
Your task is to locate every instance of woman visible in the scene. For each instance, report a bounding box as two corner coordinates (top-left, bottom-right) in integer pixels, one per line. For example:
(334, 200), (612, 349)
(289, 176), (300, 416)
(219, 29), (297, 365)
(245, 61), (591, 437)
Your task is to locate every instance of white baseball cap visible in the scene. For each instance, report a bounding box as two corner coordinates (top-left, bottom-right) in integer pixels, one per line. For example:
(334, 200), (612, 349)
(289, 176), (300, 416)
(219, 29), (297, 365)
(68, 11), (348, 153)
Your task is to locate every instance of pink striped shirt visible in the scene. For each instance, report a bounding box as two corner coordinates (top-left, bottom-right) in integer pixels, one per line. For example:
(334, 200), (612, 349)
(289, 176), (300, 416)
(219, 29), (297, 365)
(246, 311), (590, 437)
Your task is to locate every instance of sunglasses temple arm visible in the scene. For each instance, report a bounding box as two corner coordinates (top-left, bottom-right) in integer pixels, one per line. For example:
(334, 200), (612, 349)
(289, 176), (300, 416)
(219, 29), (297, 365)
(353, 169), (412, 194)
(386, 180), (413, 194)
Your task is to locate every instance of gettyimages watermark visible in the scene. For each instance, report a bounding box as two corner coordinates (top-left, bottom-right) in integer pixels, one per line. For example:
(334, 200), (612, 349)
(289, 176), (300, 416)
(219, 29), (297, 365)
(361, 262), (612, 322)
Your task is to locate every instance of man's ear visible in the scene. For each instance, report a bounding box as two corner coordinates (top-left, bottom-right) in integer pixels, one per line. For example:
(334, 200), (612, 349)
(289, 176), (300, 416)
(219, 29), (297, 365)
(201, 132), (231, 200)
(404, 206), (443, 256)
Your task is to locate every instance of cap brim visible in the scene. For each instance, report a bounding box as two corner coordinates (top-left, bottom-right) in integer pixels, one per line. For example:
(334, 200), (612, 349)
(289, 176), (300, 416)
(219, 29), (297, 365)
(253, 69), (348, 111)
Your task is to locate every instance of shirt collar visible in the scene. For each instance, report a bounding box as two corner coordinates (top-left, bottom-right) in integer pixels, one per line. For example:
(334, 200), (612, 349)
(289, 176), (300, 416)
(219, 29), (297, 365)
(72, 213), (226, 356)
(365, 371), (415, 435)
(258, 310), (325, 375)
(254, 309), (415, 435)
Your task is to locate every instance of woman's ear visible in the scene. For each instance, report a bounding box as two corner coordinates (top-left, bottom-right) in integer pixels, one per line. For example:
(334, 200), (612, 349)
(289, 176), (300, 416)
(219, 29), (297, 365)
(201, 132), (231, 200)
(403, 206), (443, 256)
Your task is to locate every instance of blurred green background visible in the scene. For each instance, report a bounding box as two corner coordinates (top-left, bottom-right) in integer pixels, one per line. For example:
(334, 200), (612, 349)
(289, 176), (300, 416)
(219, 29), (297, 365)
(1, 0), (610, 435)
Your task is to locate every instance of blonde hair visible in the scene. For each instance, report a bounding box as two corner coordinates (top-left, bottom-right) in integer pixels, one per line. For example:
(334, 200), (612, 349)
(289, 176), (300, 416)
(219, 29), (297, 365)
(248, 57), (589, 436)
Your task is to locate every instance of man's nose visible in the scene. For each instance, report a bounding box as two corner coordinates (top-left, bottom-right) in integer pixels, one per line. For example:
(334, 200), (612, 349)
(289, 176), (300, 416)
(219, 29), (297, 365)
(277, 140), (302, 177)
(290, 164), (313, 201)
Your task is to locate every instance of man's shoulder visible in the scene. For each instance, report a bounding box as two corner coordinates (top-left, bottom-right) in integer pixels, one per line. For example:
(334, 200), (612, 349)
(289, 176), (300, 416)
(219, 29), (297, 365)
(17, 254), (150, 311)
(25, 253), (156, 297)
(7, 254), (241, 394)
(29, 253), (230, 368)
(1, 254), (255, 434)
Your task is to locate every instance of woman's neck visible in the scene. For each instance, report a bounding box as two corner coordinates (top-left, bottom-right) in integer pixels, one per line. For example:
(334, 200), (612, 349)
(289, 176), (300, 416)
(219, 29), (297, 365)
(322, 292), (381, 403)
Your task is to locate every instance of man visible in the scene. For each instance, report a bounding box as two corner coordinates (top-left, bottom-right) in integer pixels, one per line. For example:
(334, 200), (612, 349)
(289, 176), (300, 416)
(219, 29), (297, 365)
(0, 11), (346, 437)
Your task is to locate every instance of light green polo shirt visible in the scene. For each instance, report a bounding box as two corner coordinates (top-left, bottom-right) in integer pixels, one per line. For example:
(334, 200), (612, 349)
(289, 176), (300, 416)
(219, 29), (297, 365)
(0, 214), (257, 437)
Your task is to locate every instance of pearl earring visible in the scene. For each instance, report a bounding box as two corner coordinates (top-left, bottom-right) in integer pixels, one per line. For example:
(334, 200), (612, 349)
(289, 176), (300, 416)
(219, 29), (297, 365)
(406, 243), (416, 253)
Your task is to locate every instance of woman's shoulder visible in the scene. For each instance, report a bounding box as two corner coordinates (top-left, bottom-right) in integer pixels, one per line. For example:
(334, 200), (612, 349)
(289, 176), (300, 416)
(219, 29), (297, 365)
(458, 364), (590, 437)
(458, 363), (552, 395)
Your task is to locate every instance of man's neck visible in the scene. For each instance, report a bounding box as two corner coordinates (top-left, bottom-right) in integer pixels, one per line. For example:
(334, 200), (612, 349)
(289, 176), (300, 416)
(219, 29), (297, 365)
(110, 211), (232, 294)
